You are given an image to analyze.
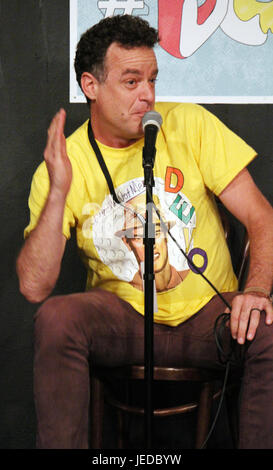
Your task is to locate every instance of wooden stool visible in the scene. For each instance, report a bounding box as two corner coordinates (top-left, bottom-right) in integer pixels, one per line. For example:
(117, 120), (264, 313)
(90, 364), (239, 449)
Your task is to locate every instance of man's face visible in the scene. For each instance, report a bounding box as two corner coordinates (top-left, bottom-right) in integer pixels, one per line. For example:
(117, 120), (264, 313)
(91, 42), (158, 147)
(124, 224), (169, 274)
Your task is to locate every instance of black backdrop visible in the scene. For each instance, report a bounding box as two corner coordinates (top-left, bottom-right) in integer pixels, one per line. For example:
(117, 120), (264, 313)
(0, 0), (272, 449)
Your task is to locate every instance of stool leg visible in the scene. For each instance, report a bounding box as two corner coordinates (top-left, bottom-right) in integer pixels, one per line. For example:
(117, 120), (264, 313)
(117, 381), (131, 449)
(117, 410), (125, 449)
(195, 382), (213, 449)
(90, 375), (104, 449)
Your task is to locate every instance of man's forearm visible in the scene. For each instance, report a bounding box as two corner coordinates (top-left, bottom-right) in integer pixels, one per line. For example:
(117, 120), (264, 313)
(219, 169), (273, 294)
(244, 215), (273, 294)
(16, 190), (67, 303)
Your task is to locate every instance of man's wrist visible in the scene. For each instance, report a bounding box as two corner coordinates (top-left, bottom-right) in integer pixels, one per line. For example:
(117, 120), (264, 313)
(244, 286), (272, 301)
(48, 187), (68, 205)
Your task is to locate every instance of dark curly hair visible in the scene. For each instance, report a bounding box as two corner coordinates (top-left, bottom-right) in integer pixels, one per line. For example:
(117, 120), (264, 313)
(74, 15), (159, 98)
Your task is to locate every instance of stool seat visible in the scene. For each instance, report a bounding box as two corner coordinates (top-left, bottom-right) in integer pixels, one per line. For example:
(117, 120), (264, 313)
(90, 365), (235, 449)
(96, 365), (221, 381)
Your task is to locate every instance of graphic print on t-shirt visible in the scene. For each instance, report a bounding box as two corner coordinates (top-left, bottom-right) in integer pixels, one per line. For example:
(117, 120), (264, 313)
(91, 174), (205, 293)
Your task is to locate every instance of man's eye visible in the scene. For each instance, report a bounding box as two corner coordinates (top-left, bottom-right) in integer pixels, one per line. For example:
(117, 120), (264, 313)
(126, 80), (136, 86)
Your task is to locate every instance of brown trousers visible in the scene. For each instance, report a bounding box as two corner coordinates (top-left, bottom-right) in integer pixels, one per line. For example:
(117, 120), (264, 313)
(34, 289), (273, 449)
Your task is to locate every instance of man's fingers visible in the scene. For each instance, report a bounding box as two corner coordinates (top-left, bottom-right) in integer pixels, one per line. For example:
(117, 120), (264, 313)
(244, 308), (260, 343)
(265, 304), (273, 325)
(45, 109), (67, 161)
(230, 293), (273, 344)
(43, 109), (71, 195)
(229, 296), (241, 340)
(55, 108), (66, 139)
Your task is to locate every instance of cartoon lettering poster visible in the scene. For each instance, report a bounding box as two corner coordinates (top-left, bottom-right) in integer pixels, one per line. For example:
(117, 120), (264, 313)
(70, 0), (273, 103)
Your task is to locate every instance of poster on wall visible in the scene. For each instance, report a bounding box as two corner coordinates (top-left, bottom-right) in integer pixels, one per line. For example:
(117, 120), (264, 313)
(70, 0), (273, 104)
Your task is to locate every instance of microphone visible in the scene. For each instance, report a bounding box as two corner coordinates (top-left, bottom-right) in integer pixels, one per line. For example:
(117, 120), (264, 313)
(142, 111), (163, 170)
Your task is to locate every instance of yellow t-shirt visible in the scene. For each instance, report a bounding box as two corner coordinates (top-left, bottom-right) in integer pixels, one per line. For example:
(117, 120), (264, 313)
(24, 103), (257, 326)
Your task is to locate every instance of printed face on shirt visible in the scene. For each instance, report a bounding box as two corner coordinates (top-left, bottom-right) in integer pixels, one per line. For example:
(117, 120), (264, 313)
(90, 43), (158, 148)
(91, 183), (193, 292)
(123, 223), (169, 274)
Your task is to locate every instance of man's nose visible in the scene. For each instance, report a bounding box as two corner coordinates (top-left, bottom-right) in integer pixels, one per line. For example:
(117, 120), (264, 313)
(139, 81), (155, 104)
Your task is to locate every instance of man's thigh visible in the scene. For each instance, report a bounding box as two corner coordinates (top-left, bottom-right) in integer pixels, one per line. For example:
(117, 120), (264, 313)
(153, 292), (238, 369)
(34, 288), (147, 367)
(35, 289), (237, 369)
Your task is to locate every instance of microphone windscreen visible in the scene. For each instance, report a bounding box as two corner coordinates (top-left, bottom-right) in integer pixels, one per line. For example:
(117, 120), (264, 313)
(142, 111), (163, 130)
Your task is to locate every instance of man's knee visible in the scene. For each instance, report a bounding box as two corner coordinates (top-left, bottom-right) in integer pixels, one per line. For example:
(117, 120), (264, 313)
(35, 294), (71, 324)
(34, 295), (80, 351)
(34, 290), (109, 348)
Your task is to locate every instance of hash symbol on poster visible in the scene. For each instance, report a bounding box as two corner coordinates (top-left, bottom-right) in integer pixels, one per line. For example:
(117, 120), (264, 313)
(98, 0), (145, 16)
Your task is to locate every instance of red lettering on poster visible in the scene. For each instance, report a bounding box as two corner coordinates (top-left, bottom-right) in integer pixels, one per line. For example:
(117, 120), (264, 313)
(158, 0), (185, 59)
(197, 0), (217, 25)
(158, 0), (217, 58)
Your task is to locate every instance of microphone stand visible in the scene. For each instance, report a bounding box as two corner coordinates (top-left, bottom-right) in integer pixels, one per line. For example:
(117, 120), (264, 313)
(143, 153), (156, 449)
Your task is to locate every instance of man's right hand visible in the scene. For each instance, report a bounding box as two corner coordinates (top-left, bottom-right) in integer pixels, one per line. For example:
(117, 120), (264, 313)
(16, 109), (71, 303)
(44, 109), (72, 197)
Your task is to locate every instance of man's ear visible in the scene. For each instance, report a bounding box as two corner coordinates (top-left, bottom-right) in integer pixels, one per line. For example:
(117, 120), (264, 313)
(80, 72), (99, 101)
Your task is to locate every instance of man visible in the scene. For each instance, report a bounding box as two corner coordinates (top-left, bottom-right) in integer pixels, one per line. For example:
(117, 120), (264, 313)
(16, 15), (273, 449)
